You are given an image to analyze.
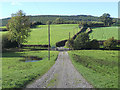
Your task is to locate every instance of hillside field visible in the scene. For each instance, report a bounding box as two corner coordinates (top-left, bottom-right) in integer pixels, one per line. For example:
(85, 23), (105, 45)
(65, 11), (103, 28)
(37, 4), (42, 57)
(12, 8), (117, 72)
(23, 24), (79, 46)
(68, 50), (118, 88)
(89, 26), (119, 40)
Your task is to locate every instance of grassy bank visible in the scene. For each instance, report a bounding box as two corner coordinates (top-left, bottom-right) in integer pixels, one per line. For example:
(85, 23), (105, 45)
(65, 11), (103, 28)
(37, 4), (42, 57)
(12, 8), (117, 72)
(68, 50), (118, 88)
(2, 50), (58, 88)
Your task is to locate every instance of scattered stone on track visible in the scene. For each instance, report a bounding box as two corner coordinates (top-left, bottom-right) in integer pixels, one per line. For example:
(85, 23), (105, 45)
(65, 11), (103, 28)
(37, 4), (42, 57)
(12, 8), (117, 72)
(26, 51), (93, 88)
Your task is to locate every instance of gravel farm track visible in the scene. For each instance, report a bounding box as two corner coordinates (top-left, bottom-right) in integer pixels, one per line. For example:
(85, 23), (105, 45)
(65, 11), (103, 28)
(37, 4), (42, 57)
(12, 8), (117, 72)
(26, 51), (93, 88)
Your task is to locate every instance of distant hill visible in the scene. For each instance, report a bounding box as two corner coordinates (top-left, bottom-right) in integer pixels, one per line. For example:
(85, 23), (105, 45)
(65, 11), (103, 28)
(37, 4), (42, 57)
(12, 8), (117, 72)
(1, 15), (101, 26)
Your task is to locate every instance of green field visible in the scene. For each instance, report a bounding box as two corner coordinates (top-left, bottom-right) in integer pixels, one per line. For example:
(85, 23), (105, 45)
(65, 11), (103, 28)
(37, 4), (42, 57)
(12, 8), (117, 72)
(69, 50), (118, 88)
(1, 25), (119, 46)
(89, 26), (119, 40)
(2, 50), (58, 88)
(0, 26), (6, 28)
(23, 24), (79, 46)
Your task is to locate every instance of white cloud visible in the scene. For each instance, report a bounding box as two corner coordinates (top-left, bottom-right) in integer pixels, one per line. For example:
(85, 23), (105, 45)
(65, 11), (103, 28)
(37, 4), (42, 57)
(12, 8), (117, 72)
(11, 2), (22, 6)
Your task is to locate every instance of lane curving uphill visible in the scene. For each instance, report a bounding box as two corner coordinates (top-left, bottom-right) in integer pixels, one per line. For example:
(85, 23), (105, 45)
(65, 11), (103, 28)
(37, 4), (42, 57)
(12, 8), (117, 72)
(26, 51), (93, 88)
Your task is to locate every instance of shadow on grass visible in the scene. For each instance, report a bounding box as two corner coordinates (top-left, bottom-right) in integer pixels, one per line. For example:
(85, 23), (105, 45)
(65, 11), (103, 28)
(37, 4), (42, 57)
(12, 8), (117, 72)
(73, 47), (120, 51)
(99, 47), (120, 50)
(2, 47), (48, 58)
(22, 47), (48, 51)
(2, 51), (25, 58)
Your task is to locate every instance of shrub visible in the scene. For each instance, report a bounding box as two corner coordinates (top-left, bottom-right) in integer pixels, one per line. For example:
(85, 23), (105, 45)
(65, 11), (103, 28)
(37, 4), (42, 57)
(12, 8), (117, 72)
(2, 33), (18, 49)
(56, 40), (67, 47)
(73, 32), (90, 50)
(79, 21), (105, 28)
(86, 28), (92, 34)
(89, 39), (100, 49)
(103, 37), (117, 49)
(30, 21), (43, 28)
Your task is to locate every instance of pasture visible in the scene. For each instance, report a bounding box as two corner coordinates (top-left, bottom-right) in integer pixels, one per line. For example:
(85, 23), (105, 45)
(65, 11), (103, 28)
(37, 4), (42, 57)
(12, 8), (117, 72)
(69, 50), (118, 88)
(23, 24), (79, 46)
(89, 26), (119, 40)
(2, 50), (58, 88)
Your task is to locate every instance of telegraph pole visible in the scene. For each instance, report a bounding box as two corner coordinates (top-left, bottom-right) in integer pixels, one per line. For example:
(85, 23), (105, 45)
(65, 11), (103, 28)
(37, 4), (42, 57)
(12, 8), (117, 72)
(48, 22), (50, 60)
(69, 32), (70, 50)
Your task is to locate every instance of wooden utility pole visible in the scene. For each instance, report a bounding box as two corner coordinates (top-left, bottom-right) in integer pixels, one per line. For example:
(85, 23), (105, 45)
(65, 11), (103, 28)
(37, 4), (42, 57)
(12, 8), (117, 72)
(48, 23), (50, 60)
(69, 32), (70, 50)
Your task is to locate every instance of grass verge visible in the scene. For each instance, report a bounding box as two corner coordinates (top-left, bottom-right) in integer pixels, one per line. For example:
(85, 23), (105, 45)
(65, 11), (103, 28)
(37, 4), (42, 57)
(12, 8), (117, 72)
(68, 50), (118, 88)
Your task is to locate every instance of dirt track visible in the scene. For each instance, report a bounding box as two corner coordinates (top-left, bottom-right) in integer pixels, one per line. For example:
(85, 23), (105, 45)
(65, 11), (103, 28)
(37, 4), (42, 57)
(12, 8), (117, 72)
(26, 51), (93, 88)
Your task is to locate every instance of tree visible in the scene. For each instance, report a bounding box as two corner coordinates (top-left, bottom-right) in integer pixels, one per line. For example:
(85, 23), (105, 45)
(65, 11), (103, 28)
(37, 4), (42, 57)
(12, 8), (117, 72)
(103, 37), (117, 49)
(73, 32), (90, 49)
(100, 13), (112, 26)
(2, 33), (18, 49)
(65, 38), (74, 48)
(46, 20), (52, 25)
(89, 39), (100, 49)
(7, 10), (31, 48)
(53, 18), (64, 24)
(79, 21), (88, 28)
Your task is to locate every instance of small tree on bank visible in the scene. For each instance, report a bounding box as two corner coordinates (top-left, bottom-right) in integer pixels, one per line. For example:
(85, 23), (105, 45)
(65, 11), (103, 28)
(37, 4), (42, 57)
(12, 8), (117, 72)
(103, 37), (117, 49)
(65, 38), (74, 49)
(7, 10), (31, 48)
(89, 39), (100, 49)
(73, 32), (90, 49)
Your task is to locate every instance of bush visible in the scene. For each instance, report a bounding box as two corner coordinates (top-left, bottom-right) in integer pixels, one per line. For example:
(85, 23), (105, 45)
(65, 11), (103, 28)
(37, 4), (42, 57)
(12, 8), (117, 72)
(2, 33), (18, 49)
(79, 21), (105, 28)
(103, 37), (117, 49)
(65, 38), (74, 48)
(89, 39), (100, 49)
(86, 28), (92, 34)
(56, 40), (67, 47)
(73, 32), (90, 49)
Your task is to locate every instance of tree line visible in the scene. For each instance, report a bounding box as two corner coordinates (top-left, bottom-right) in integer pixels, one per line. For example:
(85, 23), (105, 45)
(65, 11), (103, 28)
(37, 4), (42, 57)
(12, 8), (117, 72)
(30, 13), (118, 27)
(2, 12), (119, 26)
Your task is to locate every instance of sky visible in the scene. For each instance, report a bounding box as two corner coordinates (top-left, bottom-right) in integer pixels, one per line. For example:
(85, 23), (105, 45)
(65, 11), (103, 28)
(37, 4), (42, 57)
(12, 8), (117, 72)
(0, 1), (119, 19)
